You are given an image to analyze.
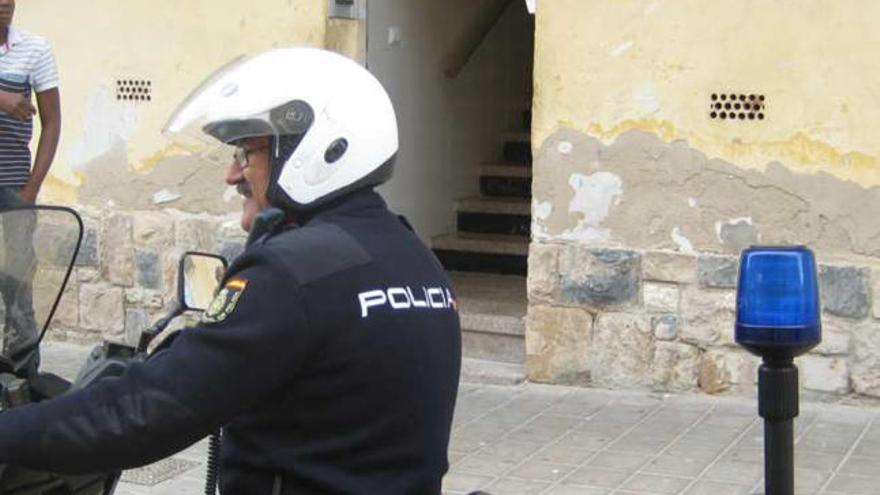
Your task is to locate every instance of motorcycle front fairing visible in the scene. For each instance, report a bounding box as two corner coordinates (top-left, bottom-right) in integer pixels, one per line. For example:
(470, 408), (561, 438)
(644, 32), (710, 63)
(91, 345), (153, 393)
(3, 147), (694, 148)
(0, 205), (121, 495)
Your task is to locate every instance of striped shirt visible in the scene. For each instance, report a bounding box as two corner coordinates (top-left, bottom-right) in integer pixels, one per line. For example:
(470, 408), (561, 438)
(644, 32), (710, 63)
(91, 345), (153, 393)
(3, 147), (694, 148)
(0, 26), (58, 187)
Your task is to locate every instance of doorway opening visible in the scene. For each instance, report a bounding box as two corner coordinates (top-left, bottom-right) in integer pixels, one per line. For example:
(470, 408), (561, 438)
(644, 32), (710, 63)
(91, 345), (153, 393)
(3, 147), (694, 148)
(367, 0), (534, 382)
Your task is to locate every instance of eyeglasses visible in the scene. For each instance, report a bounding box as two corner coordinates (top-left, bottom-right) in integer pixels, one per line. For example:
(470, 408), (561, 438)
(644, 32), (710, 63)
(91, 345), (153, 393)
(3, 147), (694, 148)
(233, 145), (269, 168)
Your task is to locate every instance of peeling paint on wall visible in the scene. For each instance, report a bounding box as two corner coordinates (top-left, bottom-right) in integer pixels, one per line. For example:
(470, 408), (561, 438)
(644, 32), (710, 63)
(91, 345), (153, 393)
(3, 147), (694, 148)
(715, 217), (752, 240)
(532, 128), (880, 262)
(533, 0), (880, 188)
(19, 0), (328, 209)
(534, 200), (553, 220)
(715, 217), (759, 253)
(671, 227), (695, 254)
(532, 200), (553, 240)
(68, 87), (141, 172)
(152, 189), (181, 205)
(78, 151), (234, 215)
(571, 120), (880, 188)
(556, 172), (622, 242)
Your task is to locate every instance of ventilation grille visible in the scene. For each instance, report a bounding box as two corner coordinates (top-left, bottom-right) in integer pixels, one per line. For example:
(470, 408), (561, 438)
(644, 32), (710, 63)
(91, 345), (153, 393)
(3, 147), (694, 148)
(116, 79), (152, 102)
(709, 93), (765, 121)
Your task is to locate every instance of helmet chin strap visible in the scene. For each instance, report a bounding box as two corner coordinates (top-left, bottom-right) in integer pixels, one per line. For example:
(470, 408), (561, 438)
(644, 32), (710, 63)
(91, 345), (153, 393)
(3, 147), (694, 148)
(246, 207), (285, 247)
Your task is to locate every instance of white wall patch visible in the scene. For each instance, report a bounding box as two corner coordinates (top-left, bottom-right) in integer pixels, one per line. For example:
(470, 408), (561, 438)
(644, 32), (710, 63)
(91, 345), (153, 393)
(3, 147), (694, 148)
(559, 172), (623, 242)
(557, 141), (574, 155)
(672, 227), (695, 254)
(644, 0), (660, 15)
(532, 221), (550, 241)
(633, 84), (661, 114)
(533, 200), (553, 220)
(568, 172), (622, 223)
(688, 198), (698, 208)
(609, 41), (634, 57)
(152, 189), (181, 205)
(531, 200), (553, 241)
(67, 86), (141, 171)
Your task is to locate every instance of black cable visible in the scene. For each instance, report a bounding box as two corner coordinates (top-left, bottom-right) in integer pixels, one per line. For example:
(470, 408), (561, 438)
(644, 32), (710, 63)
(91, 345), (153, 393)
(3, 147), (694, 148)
(204, 429), (222, 495)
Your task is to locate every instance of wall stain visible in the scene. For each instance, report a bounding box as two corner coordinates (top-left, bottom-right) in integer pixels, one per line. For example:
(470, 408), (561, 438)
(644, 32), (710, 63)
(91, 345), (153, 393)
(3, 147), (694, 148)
(133, 143), (200, 174)
(77, 145), (234, 214)
(533, 128), (880, 262)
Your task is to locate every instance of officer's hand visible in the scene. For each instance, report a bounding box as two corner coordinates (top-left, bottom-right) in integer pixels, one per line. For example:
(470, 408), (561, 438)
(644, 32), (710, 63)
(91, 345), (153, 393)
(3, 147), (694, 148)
(0, 91), (36, 121)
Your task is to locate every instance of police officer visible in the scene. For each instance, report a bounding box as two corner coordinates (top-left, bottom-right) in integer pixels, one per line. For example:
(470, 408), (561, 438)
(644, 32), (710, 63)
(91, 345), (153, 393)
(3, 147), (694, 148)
(0, 48), (462, 494)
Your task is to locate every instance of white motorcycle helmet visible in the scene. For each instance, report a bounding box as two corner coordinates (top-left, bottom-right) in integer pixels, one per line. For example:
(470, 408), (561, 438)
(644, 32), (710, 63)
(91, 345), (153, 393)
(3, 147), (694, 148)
(164, 48), (399, 211)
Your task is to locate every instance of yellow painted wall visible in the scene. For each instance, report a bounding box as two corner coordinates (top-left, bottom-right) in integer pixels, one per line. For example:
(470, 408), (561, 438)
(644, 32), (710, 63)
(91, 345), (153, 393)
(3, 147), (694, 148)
(533, 0), (880, 187)
(326, 18), (367, 64)
(16, 0), (326, 204)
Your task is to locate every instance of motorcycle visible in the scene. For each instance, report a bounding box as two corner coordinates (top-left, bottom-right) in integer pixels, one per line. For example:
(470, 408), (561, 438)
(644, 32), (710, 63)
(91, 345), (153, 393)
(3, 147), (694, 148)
(0, 205), (227, 494)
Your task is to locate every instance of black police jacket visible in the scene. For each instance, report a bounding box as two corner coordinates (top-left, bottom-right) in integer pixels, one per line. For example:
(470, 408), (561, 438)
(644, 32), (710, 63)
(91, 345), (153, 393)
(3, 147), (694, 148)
(0, 189), (462, 494)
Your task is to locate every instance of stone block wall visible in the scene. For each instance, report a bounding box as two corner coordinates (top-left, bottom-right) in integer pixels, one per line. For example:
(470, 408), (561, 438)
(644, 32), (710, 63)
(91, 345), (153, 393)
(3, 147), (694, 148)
(42, 207), (246, 347)
(527, 243), (879, 399)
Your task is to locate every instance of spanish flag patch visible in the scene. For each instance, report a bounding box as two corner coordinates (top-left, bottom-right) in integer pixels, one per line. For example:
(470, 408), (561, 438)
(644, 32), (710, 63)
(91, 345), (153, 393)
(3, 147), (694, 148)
(202, 277), (249, 324)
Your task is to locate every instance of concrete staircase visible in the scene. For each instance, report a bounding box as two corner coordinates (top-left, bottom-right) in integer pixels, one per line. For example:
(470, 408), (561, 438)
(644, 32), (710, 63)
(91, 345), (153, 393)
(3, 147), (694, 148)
(434, 108), (532, 384)
(433, 127), (532, 277)
(452, 271), (527, 385)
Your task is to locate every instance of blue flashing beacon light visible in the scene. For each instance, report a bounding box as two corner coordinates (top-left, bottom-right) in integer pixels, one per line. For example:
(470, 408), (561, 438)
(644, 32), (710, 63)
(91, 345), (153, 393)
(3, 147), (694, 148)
(735, 246), (821, 361)
(735, 245), (822, 495)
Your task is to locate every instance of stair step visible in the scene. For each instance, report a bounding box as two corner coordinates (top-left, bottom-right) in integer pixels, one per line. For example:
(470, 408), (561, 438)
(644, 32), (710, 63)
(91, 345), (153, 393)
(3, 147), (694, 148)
(458, 211), (530, 236)
(452, 271), (526, 332)
(480, 176), (532, 199)
(480, 165), (532, 199)
(453, 272), (526, 365)
(434, 251), (527, 275)
(452, 270), (526, 297)
(462, 330), (525, 364)
(458, 197), (530, 215)
(460, 358), (526, 385)
(432, 233), (528, 256)
(460, 311), (524, 337)
(434, 233), (528, 276)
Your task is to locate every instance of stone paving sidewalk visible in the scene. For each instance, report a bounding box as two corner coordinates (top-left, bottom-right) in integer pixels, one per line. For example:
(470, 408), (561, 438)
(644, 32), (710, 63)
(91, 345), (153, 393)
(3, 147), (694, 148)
(40, 342), (880, 495)
(445, 383), (879, 495)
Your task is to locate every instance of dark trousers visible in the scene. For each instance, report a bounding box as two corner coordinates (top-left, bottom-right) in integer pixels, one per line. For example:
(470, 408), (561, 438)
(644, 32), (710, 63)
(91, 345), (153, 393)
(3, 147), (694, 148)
(0, 188), (38, 376)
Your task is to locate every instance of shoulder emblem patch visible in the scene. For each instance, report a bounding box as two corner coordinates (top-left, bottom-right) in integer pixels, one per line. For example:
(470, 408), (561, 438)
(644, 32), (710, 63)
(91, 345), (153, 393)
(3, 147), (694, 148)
(202, 277), (249, 324)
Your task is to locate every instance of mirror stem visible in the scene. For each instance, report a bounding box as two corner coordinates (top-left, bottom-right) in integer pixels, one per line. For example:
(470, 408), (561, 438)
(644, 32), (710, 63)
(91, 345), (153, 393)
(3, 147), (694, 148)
(137, 303), (184, 353)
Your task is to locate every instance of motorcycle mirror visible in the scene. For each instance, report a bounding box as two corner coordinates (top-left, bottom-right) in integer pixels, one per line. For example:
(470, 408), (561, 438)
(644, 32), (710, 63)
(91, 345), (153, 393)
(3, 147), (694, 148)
(178, 252), (228, 312)
(0, 205), (82, 377)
